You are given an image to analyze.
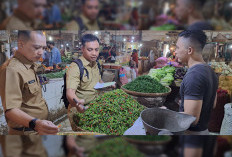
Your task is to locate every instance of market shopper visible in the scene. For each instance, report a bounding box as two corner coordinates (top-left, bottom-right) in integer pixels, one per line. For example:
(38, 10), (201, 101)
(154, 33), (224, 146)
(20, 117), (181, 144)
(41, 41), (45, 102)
(175, 30), (218, 135)
(0, 31), (58, 135)
(0, 0), (47, 30)
(131, 49), (138, 67)
(65, 0), (101, 30)
(175, 0), (214, 30)
(49, 41), (62, 67)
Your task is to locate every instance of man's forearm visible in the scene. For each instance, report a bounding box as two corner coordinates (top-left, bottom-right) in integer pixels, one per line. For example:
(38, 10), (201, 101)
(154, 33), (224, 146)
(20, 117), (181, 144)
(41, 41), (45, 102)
(5, 108), (35, 128)
(66, 89), (82, 107)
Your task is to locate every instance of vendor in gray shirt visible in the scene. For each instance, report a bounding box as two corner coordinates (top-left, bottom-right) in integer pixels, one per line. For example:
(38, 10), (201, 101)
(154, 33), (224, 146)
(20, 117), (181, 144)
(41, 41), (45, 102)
(175, 30), (218, 135)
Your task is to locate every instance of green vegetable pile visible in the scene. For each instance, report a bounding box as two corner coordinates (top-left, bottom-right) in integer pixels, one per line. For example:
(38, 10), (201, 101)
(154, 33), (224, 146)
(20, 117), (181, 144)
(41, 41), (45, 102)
(73, 89), (145, 135)
(148, 66), (175, 86)
(61, 56), (72, 63)
(125, 135), (171, 142)
(123, 75), (169, 93)
(44, 70), (66, 79)
(89, 137), (144, 157)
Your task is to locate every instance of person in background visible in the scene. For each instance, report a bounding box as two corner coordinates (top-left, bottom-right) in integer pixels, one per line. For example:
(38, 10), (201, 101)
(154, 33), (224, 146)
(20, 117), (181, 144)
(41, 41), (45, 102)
(0, 0), (47, 30)
(109, 46), (117, 63)
(49, 41), (62, 67)
(42, 43), (52, 67)
(131, 49), (138, 67)
(175, 0), (214, 30)
(0, 52), (8, 66)
(43, 0), (62, 29)
(98, 46), (109, 61)
(175, 30), (218, 135)
(65, 0), (101, 30)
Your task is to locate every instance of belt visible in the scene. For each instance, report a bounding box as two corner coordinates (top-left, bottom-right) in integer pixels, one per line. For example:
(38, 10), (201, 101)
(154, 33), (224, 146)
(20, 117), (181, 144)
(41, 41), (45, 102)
(12, 127), (34, 132)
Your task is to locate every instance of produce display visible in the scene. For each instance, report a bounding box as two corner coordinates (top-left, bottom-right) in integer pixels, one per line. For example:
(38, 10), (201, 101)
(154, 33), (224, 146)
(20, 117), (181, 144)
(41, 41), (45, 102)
(210, 62), (232, 75)
(89, 137), (144, 157)
(174, 68), (187, 80)
(219, 75), (232, 96)
(125, 135), (171, 142)
(44, 70), (66, 79)
(123, 75), (169, 93)
(148, 66), (175, 86)
(61, 56), (72, 64)
(73, 89), (145, 135)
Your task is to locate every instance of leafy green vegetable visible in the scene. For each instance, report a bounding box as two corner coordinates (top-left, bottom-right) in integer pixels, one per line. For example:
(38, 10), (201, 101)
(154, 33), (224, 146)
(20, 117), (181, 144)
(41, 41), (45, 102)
(73, 89), (145, 135)
(89, 138), (144, 157)
(148, 66), (175, 86)
(44, 70), (66, 79)
(124, 75), (169, 93)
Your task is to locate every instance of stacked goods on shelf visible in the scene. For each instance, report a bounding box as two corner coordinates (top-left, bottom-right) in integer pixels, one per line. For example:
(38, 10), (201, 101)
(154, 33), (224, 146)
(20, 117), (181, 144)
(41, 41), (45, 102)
(148, 66), (175, 86)
(73, 89), (145, 135)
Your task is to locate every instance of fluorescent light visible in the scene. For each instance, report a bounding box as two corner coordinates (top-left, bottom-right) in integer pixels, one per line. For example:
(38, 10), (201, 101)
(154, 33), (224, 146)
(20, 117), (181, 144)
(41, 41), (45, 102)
(94, 31), (99, 35)
(49, 36), (53, 41)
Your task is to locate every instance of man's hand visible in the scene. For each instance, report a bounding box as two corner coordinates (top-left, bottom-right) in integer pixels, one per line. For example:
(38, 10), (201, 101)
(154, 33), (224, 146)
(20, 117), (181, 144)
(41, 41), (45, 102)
(73, 146), (85, 157)
(74, 99), (89, 113)
(35, 120), (58, 135)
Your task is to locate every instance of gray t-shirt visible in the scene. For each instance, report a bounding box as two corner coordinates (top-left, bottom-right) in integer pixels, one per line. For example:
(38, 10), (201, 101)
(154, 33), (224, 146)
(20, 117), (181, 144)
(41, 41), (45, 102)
(179, 64), (218, 131)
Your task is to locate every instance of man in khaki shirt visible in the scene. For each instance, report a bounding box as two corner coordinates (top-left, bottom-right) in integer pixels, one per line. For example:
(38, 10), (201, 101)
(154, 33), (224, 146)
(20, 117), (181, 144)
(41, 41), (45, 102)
(0, 0), (46, 30)
(0, 31), (58, 157)
(0, 31), (58, 135)
(66, 34), (101, 112)
(65, 0), (101, 30)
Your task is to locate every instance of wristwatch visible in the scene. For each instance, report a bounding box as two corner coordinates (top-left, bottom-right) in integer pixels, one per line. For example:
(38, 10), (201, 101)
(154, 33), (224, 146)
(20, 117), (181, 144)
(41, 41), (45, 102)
(29, 118), (38, 131)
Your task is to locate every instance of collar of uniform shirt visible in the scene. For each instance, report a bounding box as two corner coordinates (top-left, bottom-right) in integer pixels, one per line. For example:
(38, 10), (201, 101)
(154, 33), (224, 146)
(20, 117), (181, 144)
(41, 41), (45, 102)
(14, 51), (35, 70)
(13, 8), (35, 28)
(80, 14), (96, 25)
(80, 56), (97, 67)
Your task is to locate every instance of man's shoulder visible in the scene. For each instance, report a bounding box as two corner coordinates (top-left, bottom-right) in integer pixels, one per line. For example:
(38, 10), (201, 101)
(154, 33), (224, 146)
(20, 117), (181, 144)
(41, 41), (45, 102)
(7, 58), (25, 70)
(4, 15), (32, 30)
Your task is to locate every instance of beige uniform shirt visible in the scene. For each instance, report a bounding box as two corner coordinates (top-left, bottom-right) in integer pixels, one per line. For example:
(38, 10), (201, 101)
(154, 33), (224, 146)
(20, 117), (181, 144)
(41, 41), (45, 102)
(66, 56), (101, 104)
(0, 9), (36, 30)
(0, 52), (48, 132)
(65, 14), (100, 30)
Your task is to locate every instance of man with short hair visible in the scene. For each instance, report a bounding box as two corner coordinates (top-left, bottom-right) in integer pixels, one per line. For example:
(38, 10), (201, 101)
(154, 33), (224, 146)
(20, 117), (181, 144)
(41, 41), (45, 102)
(0, 31), (58, 135)
(175, 30), (218, 135)
(0, 31), (58, 157)
(66, 34), (102, 114)
(49, 41), (62, 66)
(175, 0), (213, 30)
(65, 0), (101, 30)
(0, 0), (47, 30)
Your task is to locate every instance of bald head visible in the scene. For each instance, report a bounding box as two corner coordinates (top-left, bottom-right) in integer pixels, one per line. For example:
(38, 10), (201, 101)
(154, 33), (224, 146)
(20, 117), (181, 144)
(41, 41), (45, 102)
(17, 0), (47, 20)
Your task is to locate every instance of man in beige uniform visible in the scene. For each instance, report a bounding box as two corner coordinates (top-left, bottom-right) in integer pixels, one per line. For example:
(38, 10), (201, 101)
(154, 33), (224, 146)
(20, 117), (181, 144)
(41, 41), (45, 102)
(66, 34), (101, 119)
(0, 31), (58, 157)
(65, 0), (101, 30)
(0, 0), (46, 30)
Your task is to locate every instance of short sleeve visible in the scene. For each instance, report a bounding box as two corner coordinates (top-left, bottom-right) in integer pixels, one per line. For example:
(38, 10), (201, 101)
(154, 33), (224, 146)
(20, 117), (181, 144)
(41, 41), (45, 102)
(183, 73), (205, 100)
(5, 67), (23, 110)
(66, 63), (80, 90)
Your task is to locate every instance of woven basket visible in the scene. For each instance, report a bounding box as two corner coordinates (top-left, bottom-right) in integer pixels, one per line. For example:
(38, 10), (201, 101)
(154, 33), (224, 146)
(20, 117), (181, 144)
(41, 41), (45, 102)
(121, 85), (172, 97)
